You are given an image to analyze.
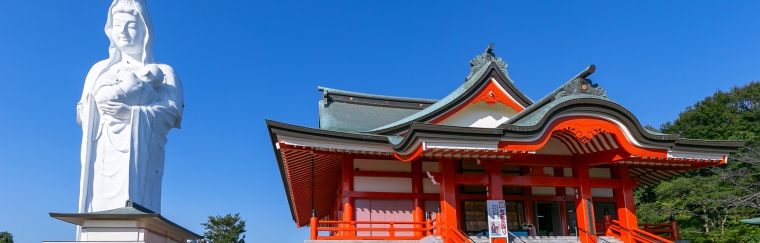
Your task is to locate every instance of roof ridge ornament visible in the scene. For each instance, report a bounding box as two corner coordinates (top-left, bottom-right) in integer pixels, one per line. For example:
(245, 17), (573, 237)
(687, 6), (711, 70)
(465, 43), (510, 82)
(554, 64), (607, 99)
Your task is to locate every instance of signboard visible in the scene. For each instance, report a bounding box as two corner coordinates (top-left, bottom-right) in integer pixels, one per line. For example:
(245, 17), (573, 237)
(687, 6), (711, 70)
(487, 200), (508, 238)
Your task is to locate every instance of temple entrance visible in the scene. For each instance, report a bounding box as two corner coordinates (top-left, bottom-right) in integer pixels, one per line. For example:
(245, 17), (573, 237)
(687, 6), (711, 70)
(534, 202), (562, 236)
(566, 201), (578, 236)
(462, 200), (526, 236)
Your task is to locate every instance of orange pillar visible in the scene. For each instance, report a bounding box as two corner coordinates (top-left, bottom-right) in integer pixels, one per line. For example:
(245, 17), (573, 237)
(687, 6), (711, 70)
(486, 161), (506, 243)
(615, 165), (638, 242)
(439, 159), (458, 242)
(412, 160), (424, 237)
(574, 161), (597, 243)
(486, 161), (504, 199)
(341, 156), (355, 236)
(310, 212), (318, 240)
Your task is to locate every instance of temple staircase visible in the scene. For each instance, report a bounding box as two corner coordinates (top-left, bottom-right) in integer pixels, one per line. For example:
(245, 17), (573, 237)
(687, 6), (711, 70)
(461, 236), (623, 243)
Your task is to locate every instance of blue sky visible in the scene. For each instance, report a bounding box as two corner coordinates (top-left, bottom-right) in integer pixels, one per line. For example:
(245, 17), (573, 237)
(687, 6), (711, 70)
(1, 1), (759, 242)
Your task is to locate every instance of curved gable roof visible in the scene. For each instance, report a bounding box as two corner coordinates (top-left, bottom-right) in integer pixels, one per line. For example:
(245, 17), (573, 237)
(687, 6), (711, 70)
(368, 61), (533, 134)
(496, 65), (744, 154)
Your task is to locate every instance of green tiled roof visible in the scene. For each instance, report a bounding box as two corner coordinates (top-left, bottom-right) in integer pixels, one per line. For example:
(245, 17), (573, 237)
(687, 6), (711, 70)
(318, 87), (438, 104)
(319, 100), (424, 132)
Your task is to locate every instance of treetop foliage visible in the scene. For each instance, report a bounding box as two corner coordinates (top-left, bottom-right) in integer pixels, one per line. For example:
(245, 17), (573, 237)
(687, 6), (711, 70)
(660, 82), (760, 142)
(201, 213), (246, 243)
(636, 81), (760, 243)
(0, 231), (13, 243)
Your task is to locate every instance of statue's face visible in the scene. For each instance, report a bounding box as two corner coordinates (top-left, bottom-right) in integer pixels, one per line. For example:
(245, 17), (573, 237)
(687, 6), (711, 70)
(112, 12), (144, 55)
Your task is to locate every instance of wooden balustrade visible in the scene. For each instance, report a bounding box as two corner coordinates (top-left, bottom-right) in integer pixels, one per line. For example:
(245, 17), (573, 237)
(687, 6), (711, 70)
(607, 219), (675, 243)
(309, 217), (438, 240)
(639, 222), (680, 240)
(598, 215), (680, 242)
(309, 214), (679, 242)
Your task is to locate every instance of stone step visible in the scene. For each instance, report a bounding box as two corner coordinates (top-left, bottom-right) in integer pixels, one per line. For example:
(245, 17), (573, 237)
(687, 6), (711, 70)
(598, 236), (624, 243)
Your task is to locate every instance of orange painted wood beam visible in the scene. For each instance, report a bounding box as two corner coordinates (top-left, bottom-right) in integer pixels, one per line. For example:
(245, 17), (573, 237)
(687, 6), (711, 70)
(456, 193), (614, 203)
(354, 171), (413, 178)
(501, 175), (580, 187)
(344, 191), (438, 199)
(453, 173), (489, 185)
(461, 193), (547, 201)
(502, 155), (577, 167)
(453, 173), (619, 188)
(592, 197), (617, 203)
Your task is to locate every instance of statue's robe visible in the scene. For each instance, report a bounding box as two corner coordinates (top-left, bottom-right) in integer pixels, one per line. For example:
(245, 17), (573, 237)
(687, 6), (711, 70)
(77, 61), (183, 213)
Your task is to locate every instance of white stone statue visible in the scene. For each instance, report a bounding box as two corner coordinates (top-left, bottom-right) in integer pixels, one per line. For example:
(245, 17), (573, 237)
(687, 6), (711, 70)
(76, 0), (183, 215)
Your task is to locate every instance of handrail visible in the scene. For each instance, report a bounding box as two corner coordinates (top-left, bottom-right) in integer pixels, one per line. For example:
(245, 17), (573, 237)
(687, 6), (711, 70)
(507, 231), (528, 243)
(611, 220), (674, 243)
(639, 223), (679, 239)
(310, 217), (438, 241)
(449, 226), (475, 243)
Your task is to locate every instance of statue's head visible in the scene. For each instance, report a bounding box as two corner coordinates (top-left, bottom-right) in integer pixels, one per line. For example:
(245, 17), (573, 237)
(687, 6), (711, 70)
(111, 1), (144, 55)
(105, 0), (155, 65)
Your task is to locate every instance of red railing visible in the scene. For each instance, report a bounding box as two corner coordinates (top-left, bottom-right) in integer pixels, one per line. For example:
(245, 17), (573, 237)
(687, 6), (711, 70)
(601, 217), (676, 243)
(598, 215), (679, 242)
(309, 217), (438, 240)
(639, 222), (680, 240)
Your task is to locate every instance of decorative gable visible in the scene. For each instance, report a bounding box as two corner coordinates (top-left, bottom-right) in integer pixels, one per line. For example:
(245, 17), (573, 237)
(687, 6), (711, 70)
(367, 44), (534, 135)
(433, 78), (525, 128)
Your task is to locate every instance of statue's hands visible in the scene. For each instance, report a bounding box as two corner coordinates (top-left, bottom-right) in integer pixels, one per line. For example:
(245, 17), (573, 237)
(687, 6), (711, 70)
(97, 101), (131, 120)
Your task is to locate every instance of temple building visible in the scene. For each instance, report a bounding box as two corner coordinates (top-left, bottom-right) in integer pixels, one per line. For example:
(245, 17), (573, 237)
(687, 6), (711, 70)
(265, 44), (744, 243)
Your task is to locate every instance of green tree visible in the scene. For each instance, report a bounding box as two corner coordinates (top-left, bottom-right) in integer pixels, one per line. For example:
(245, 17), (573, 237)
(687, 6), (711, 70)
(201, 213), (246, 243)
(635, 82), (760, 243)
(0, 231), (13, 243)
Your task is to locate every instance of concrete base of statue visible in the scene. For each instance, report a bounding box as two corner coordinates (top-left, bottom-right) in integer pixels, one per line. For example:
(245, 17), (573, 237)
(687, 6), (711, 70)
(45, 200), (201, 243)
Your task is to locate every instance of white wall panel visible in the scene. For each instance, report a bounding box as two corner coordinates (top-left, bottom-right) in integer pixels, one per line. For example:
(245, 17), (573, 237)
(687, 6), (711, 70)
(565, 187), (575, 196)
(531, 186), (556, 196)
(422, 161), (439, 173)
(563, 168), (573, 177)
(438, 102), (518, 128)
(591, 188), (614, 197)
(422, 178), (440, 193)
(589, 168), (611, 178)
(354, 159), (411, 172)
(543, 167), (555, 176)
(354, 176), (412, 193)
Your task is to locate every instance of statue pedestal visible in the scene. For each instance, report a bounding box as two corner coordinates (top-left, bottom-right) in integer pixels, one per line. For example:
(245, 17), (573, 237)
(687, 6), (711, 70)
(45, 201), (201, 243)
